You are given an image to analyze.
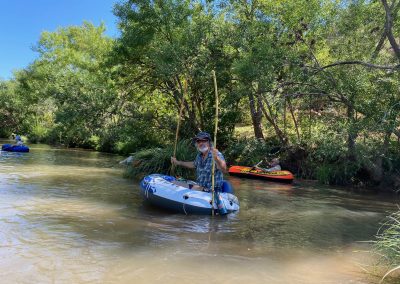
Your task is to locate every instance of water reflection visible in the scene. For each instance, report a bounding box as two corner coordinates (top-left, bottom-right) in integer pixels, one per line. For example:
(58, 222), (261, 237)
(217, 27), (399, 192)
(0, 140), (397, 283)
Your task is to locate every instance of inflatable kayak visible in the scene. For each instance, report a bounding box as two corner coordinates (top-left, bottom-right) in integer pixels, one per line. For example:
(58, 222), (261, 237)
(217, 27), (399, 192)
(1, 144), (29, 153)
(140, 174), (240, 215)
(228, 166), (294, 183)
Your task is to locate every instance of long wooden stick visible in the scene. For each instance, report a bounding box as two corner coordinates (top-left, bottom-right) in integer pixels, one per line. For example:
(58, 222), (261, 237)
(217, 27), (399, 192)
(171, 80), (186, 175)
(211, 70), (219, 216)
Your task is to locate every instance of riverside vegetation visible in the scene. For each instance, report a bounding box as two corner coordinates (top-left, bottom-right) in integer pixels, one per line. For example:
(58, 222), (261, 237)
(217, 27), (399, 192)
(1, 1), (399, 189)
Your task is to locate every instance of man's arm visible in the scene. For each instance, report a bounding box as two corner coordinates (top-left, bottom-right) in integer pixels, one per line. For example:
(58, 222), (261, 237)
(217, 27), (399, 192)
(212, 149), (227, 173)
(171, 157), (195, 169)
(179, 161), (196, 169)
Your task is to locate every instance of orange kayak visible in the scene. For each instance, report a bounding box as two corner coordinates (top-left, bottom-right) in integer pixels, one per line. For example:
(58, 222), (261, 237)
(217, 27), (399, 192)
(228, 166), (294, 183)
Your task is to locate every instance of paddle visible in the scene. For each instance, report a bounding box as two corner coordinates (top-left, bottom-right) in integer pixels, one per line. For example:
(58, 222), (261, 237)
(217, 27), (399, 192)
(171, 80), (187, 176)
(211, 70), (228, 216)
(211, 70), (218, 216)
(251, 160), (263, 170)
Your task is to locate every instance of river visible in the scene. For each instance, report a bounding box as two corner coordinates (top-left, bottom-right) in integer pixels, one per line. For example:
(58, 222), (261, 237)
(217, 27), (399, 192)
(0, 141), (397, 283)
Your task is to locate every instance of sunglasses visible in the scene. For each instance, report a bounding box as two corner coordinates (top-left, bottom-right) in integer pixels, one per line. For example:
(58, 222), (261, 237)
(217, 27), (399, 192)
(195, 139), (209, 143)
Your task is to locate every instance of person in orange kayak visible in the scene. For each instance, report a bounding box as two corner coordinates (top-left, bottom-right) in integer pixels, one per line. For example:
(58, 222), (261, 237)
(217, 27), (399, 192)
(255, 158), (281, 172)
(170, 132), (227, 192)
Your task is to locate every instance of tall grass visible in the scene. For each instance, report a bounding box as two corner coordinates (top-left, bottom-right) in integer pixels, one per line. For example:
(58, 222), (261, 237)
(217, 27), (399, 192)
(124, 140), (197, 180)
(373, 209), (400, 283)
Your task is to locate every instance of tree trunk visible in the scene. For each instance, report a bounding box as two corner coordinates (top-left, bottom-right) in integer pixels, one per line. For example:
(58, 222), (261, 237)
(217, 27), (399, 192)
(381, 0), (400, 61)
(257, 92), (288, 145)
(347, 103), (357, 161)
(248, 92), (264, 139)
(287, 98), (301, 142)
(283, 98), (287, 136)
(175, 76), (201, 133)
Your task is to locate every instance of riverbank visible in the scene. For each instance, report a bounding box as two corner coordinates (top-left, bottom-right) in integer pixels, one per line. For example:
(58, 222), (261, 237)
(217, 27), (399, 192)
(119, 137), (400, 193)
(3, 135), (398, 194)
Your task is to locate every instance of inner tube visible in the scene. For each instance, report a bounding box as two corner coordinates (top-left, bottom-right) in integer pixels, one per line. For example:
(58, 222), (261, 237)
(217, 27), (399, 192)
(139, 174), (240, 215)
(1, 144), (29, 153)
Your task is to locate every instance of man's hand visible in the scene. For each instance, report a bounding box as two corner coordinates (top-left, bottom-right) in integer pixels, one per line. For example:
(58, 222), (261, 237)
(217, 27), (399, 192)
(212, 148), (219, 158)
(211, 148), (227, 173)
(191, 184), (205, 191)
(171, 157), (179, 166)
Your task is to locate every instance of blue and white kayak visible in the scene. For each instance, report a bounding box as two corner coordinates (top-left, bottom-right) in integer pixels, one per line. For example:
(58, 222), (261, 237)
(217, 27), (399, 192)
(1, 144), (29, 152)
(140, 174), (240, 215)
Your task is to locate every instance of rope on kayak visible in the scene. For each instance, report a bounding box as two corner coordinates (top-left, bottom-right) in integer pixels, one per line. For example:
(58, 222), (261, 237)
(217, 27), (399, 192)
(182, 202), (187, 215)
(145, 182), (151, 199)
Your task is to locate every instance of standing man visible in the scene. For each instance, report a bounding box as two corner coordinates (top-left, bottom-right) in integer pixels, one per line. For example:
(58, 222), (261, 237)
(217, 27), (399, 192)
(171, 132), (227, 192)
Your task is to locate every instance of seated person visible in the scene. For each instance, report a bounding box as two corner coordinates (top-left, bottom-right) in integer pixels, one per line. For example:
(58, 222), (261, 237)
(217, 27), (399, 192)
(15, 135), (24, 146)
(255, 158), (281, 172)
(171, 131), (227, 192)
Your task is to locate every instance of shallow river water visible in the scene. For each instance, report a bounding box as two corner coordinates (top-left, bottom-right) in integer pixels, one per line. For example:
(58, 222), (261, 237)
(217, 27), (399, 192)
(0, 141), (397, 283)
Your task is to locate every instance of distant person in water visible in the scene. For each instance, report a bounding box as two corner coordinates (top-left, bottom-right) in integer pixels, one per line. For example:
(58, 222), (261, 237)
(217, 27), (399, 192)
(170, 132), (227, 192)
(255, 158), (281, 172)
(15, 135), (24, 146)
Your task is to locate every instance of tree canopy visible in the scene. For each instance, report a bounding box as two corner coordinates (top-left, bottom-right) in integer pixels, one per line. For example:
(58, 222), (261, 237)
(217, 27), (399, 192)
(1, 0), (399, 188)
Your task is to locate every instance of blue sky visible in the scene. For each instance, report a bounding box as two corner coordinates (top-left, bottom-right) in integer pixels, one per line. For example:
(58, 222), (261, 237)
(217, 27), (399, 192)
(0, 0), (119, 80)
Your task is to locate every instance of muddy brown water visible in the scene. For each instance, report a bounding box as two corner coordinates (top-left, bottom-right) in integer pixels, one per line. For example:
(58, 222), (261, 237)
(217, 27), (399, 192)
(0, 141), (397, 283)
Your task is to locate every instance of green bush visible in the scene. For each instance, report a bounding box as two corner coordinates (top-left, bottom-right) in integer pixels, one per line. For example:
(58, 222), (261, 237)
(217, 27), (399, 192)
(124, 140), (197, 180)
(28, 124), (49, 143)
(87, 135), (101, 150)
(315, 162), (361, 185)
(224, 137), (281, 166)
